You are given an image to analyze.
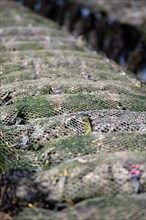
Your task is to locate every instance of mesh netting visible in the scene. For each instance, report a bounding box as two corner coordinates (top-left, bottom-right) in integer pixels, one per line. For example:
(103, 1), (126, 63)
(0, 1), (146, 220)
(16, 195), (146, 220)
(1, 93), (146, 126)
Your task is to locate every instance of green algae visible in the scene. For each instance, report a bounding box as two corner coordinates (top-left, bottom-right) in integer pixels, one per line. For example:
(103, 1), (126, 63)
(1, 0), (146, 219)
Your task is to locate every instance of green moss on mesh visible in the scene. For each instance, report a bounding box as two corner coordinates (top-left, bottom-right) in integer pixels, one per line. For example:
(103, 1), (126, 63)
(15, 96), (54, 120)
(13, 42), (44, 51)
(63, 92), (146, 112)
(1, 69), (33, 85)
(63, 93), (111, 111)
(50, 134), (94, 154)
(123, 93), (146, 111)
(0, 145), (28, 171)
(49, 66), (78, 77)
(82, 195), (137, 208)
(2, 62), (23, 74)
(36, 132), (146, 168)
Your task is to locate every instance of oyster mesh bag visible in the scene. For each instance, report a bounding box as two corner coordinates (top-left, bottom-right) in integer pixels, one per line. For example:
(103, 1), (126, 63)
(0, 1), (146, 220)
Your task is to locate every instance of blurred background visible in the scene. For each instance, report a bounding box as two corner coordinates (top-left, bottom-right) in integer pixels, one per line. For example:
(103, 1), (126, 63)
(15, 0), (146, 82)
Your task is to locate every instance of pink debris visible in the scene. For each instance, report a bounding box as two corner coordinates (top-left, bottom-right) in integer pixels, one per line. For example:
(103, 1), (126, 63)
(130, 164), (140, 176)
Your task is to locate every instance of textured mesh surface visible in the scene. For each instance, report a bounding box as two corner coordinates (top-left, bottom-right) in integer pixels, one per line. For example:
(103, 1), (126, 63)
(0, 1), (146, 220)
(16, 195), (146, 220)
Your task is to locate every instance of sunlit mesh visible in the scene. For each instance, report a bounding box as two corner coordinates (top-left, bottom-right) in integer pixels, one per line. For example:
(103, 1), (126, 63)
(0, 1), (146, 220)
(1, 78), (146, 101)
(1, 94), (146, 126)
